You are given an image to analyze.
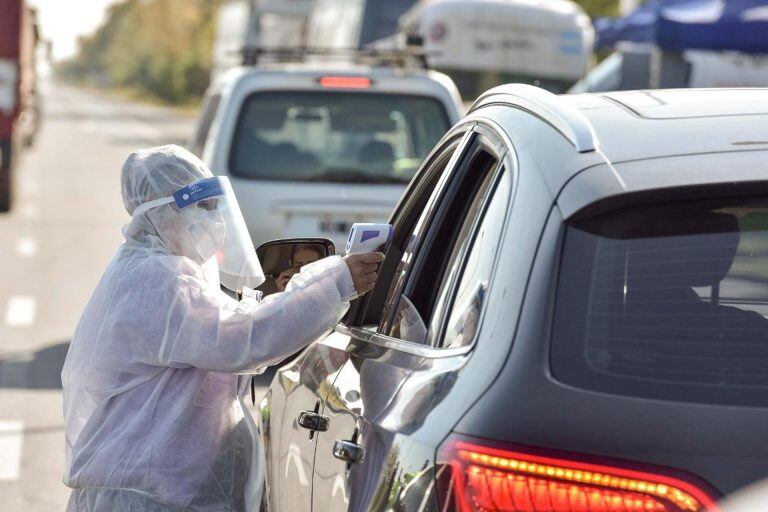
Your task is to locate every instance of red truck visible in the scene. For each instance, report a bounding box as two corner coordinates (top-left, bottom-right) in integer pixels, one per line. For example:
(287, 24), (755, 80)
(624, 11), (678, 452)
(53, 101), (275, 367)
(0, 0), (39, 212)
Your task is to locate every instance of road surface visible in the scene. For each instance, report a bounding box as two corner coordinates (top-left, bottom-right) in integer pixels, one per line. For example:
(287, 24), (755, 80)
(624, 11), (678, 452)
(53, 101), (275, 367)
(0, 84), (271, 511)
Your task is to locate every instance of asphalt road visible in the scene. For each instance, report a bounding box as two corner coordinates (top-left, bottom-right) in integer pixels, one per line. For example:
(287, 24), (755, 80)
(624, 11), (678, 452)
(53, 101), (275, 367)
(0, 84), (270, 511)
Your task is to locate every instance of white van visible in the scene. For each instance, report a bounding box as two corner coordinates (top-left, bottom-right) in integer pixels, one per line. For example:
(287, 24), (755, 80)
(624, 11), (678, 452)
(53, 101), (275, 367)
(189, 60), (463, 248)
(398, 0), (595, 100)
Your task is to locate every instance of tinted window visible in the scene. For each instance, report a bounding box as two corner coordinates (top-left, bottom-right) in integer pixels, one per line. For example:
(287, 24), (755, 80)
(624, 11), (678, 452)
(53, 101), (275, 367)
(552, 198), (768, 406)
(374, 135), (468, 329)
(437, 171), (508, 348)
(387, 145), (499, 345)
(229, 91), (450, 184)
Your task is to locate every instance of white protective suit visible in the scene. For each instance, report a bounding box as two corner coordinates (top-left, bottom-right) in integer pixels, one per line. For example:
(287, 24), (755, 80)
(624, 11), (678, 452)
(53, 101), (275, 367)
(62, 145), (356, 511)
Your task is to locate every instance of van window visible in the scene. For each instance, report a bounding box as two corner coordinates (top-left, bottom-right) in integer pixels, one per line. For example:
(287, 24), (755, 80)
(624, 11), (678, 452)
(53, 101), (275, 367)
(229, 91), (450, 184)
(551, 198), (768, 407)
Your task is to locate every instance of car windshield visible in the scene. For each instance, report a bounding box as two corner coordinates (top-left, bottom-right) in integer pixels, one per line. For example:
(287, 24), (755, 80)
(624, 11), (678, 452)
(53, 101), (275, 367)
(229, 91), (450, 184)
(551, 197), (768, 407)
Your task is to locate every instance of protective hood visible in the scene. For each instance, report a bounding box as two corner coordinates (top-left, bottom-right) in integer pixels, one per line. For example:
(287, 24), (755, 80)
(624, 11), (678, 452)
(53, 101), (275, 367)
(133, 176), (265, 291)
(120, 145), (264, 291)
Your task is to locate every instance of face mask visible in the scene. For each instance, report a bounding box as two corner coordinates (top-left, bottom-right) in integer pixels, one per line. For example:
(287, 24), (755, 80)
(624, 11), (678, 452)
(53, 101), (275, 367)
(200, 256), (221, 286)
(186, 208), (226, 263)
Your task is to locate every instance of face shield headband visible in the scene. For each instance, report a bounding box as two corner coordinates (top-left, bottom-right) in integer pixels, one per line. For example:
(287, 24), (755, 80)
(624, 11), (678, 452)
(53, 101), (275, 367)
(133, 176), (266, 292)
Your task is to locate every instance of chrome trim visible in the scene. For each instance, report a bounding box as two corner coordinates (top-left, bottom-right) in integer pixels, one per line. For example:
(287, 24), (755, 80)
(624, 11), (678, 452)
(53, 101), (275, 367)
(335, 324), (473, 359)
(469, 84), (598, 153)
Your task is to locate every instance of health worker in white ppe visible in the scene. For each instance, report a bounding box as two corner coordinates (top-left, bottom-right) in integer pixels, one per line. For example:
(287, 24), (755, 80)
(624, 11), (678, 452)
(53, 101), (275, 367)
(61, 145), (383, 511)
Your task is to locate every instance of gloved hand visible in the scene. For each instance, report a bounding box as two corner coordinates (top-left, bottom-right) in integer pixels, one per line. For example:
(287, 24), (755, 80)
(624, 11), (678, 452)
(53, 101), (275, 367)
(344, 252), (385, 296)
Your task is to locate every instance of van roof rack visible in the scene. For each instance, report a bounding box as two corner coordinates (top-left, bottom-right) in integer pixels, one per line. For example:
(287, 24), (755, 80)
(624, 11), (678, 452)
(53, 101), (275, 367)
(240, 46), (427, 69)
(470, 84), (599, 153)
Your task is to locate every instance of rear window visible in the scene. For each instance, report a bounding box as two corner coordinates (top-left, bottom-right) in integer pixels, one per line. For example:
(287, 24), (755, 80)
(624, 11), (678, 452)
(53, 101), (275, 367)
(551, 198), (768, 407)
(229, 91), (450, 184)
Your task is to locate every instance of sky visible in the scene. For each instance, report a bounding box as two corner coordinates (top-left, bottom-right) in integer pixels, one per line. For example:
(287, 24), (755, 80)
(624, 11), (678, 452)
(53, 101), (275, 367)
(27, 0), (121, 61)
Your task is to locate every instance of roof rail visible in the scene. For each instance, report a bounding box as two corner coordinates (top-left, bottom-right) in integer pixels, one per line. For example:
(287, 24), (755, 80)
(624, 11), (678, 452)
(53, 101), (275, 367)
(240, 46), (427, 69)
(469, 84), (598, 153)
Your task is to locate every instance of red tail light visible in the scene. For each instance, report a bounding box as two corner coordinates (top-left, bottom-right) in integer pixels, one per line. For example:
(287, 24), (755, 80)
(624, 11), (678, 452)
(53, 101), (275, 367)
(437, 436), (720, 512)
(318, 76), (372, 89)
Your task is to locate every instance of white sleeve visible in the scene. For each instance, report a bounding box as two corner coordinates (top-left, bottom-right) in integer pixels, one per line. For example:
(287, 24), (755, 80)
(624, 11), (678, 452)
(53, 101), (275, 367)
(150, 255), (354, 372)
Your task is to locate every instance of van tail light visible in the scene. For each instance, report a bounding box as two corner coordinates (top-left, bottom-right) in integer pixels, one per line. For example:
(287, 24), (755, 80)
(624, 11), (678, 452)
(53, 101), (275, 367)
(436, 435), (720, 512)
(318, 76), (372, 89)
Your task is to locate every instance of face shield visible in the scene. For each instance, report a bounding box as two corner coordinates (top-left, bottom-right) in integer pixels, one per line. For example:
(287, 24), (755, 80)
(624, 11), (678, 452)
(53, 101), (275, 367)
(133, 176), (265, 292)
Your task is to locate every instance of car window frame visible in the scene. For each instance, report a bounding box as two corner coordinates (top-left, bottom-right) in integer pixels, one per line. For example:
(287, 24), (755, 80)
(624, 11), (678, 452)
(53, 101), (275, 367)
(348, 122), (513, 355)
(428, 156), (511, 349)
(347, 127), (476, 327)
(377, 131), (479, 335)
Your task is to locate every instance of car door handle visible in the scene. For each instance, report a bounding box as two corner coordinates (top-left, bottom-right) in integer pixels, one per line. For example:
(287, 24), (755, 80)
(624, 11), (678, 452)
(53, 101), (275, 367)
(333, 440), (365, 464)
(297, 411), (329, 432)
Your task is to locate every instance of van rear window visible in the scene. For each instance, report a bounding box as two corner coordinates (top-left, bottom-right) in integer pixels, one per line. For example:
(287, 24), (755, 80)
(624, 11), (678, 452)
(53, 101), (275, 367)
(551, 198), (768, 407)
(229, 91), (449, 184)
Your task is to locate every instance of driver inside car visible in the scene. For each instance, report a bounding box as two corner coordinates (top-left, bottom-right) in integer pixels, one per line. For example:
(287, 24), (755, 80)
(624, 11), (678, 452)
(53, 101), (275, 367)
(61, 145), (383, 512)
(275, 244), (325, 292)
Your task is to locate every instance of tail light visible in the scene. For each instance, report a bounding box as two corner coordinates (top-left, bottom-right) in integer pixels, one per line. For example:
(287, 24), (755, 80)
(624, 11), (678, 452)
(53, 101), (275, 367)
(318, 76), (372, 89)
(436, 435), (720, 512)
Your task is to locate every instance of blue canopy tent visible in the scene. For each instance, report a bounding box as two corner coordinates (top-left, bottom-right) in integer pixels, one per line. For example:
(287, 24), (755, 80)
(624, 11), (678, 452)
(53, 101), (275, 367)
(595, 0), (768, 54)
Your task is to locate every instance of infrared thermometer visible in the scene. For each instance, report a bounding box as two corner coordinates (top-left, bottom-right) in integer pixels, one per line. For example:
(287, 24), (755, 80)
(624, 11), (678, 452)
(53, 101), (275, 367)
(345, 223), (393, 255)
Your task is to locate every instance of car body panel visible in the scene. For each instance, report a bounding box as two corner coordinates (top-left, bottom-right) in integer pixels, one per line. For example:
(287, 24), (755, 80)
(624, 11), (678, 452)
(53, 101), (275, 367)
(454, 203), (768, 495)
(311, 333), (426, 511)
(562, 92), (768, 165)
(264, 332), (351, 511)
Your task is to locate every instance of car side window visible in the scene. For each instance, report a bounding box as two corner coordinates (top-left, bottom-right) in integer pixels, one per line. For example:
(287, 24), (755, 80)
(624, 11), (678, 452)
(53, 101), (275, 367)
(435, 169), (510, 348)
(383, 136), (504, 346)
(365, 131), (474, 328)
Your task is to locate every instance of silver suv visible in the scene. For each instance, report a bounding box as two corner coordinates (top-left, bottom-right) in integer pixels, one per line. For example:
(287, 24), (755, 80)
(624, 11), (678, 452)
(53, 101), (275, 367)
(254, 85), (768, 512)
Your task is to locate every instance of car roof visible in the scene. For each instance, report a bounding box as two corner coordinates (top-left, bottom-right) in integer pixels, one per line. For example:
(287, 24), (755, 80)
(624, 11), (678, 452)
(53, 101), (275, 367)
(212, 63), (464, 119)
(217, 61), (451, 87)
(563, 88), (768, 164)
(470, 86), (768, 217)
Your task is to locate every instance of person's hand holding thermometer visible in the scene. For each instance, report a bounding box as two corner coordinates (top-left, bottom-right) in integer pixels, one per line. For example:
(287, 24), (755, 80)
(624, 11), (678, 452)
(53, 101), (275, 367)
(343, 223), (392, 297)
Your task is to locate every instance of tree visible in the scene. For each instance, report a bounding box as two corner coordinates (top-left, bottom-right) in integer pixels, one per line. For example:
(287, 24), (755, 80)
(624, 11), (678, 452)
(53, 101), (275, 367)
(57, 0), (225, 104)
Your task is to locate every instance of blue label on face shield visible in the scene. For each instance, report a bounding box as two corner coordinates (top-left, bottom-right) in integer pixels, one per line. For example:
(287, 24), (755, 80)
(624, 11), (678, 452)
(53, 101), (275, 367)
(173, 177), (226, 209)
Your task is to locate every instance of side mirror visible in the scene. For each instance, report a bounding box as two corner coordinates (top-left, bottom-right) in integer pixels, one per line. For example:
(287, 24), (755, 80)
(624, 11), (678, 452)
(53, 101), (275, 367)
(255, 238), (336, 297)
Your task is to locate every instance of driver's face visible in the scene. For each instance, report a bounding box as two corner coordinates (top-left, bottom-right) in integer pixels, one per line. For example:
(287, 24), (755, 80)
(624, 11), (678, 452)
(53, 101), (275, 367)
(292, 247), (322, 268)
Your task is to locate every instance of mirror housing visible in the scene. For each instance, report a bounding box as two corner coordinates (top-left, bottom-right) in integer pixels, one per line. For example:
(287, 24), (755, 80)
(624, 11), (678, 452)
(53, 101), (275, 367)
(255, 238), (336, 296)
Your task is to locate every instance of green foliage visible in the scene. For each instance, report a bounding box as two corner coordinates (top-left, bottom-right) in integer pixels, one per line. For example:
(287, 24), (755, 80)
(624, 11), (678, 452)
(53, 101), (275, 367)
(574, 0), (621, 19)
(57, 0), (224, 104)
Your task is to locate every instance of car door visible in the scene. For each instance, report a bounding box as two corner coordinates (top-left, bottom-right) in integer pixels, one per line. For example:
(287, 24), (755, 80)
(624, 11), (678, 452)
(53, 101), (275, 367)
(310, 124), (512, 512)
(263, 127), (474, 511)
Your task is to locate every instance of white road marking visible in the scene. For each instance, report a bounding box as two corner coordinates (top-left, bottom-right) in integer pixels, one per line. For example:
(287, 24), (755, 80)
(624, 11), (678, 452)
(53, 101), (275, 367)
(15, 237), (38, 258)
(0, 421), (23, 481)
(5, 296), (37, 327)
